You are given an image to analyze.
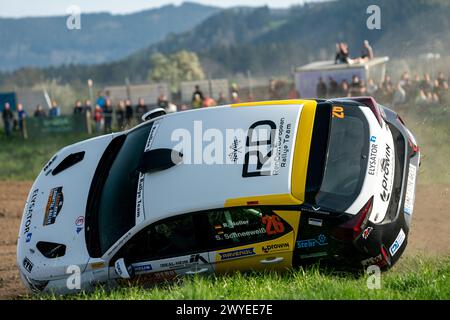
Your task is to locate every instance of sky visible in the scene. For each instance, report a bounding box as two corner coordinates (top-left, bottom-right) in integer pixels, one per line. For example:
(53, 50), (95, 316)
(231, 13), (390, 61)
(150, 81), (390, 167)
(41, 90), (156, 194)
(0, 0), (310, 18)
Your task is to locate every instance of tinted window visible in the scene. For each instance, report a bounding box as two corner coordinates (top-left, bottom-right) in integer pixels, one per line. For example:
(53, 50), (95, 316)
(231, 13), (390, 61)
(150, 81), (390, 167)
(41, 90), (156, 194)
(205, 208), (292, 249)
(116, 214), (210, 263)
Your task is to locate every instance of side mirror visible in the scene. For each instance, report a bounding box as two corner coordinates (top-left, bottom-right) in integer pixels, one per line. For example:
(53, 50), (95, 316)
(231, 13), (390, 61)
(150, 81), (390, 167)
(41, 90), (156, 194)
(114, 258), (134, 279)
(141, 108), (166, 122)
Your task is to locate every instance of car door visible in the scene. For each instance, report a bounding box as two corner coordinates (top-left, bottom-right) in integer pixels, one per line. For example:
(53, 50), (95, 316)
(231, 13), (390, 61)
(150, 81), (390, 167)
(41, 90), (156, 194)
(205, 207), (299, 274)
(109, 213), (213, 286)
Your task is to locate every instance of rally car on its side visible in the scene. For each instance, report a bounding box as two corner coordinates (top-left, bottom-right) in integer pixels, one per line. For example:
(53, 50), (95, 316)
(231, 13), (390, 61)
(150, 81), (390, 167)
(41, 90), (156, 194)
(17, 97), (420, 293)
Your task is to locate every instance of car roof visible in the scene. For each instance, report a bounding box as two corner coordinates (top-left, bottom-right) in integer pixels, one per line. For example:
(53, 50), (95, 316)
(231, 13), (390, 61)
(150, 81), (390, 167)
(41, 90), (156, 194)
(139, 100), (318, 224)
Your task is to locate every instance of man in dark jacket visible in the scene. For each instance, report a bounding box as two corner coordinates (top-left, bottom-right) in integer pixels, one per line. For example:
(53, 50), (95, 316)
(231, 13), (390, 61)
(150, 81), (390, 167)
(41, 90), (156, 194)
(103, 99), (113, 134)
(125, 99), (134, 127)
(2, 102), (14, 137)
(135, 98), (148, 123)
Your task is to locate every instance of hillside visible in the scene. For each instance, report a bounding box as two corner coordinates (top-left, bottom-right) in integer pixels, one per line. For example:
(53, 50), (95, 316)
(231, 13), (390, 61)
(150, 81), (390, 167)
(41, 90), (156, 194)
(1, 0), (450, 86)
(0, 2), (219, 71)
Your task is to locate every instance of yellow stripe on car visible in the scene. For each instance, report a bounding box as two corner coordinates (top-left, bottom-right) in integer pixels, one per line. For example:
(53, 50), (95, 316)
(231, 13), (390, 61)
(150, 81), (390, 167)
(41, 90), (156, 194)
(224, 193), (301, 207)
(291, 101), (317, 202)
(230, 99), (311, 108)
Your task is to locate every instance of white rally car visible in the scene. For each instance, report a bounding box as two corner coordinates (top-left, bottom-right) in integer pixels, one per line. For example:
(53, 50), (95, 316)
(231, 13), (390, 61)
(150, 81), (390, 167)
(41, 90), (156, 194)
(17, 97), (420, 293)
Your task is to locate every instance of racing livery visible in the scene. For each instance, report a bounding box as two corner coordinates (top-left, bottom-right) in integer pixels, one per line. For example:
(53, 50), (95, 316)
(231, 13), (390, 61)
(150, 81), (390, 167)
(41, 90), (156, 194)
(17, 97), (420, 293)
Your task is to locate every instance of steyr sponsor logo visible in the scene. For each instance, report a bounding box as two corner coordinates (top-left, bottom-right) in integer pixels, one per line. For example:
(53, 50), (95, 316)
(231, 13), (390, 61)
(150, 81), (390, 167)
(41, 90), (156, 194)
(389, 229), (406, 256)
(380, 144), (392, 202)
(368, 143), (378, 175)
(219, 248), (255, 260)
(23, 257), (34, 273)
(43, 187), (64, 226)
(296, 234), (328, 249)
(262, 242), (289, 253)
(23, 189), (39, 236)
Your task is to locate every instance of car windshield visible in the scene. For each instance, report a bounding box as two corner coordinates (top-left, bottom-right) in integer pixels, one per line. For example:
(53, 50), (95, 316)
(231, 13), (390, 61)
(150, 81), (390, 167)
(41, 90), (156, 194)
(86, 123), (153, 257)
(307, 104), (369, 212)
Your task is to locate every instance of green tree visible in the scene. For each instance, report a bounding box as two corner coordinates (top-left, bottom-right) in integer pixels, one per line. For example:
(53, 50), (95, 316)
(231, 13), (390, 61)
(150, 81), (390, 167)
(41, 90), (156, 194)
(148, 50), (205, 92)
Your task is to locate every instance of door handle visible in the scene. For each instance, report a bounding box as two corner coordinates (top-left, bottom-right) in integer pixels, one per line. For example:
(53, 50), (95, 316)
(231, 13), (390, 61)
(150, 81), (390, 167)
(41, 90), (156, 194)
(185, 268), (209, 275)
(260, 257), (284, 264)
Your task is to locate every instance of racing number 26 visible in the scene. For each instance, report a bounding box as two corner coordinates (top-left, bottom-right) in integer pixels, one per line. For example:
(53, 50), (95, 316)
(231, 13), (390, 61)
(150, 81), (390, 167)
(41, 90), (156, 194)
(332, 106), (345, 118)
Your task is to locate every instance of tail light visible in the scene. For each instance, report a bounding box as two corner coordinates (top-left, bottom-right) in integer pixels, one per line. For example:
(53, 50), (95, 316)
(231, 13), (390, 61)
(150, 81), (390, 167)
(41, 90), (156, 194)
(332, 197), (373, 242)
(408, 139), (419, 158)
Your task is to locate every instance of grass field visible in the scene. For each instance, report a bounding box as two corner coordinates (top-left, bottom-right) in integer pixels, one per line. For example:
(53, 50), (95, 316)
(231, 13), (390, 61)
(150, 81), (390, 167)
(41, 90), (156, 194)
(29, 255), (450, 300)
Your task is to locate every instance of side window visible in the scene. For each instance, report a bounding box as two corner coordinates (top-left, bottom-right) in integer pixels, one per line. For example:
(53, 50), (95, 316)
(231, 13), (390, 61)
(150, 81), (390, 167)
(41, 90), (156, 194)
(115, 214), (210, 264)
(206, 207), (292, 249)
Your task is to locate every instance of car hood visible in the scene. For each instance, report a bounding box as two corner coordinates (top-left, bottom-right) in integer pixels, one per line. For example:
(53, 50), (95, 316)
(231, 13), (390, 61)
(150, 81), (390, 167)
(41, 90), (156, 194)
(17, 134), (115, 281)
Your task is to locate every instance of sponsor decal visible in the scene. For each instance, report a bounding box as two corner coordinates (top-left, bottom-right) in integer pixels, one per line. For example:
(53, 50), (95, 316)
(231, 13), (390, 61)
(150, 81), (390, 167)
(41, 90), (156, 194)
(361, 254), (387, 268)
(135, 172), (145, 223)
(404, 164), (417, 215)
(296, 234), (328, 249)
(262, 215), (285, 235)
(43, 155), (57, 173)
(389, 229), (406, 256)
(308, 218), (323, 227)
(75, 216), (84, 234)
(262, 242), (289, 253)
(219, 248), (255, 260)
(119, 270), (178, 286)
(134, 264), (153, 273)
(26, 233), (33, 243)
(368, 143), (378, 175)
(215, 224), (224, 234)
(43, 187), (64, 226)
(144, 120), (161, 152)
(189, 254), (208, 264)
(23, 257), (34, 273)
(362, 226), (374, 240)
(23, 189), (39, 238)
(370, 136), (377, 143)
(380, 144), (393, 202)
(215, 227), (266, 241)
(228, 137), (243, 163)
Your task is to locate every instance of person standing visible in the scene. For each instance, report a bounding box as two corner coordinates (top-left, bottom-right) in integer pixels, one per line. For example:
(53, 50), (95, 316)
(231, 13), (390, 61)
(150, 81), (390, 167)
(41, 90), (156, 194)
(103, 99), (113, 134)
(73, 100), (83, 114)
(191, 85), (204, 104)
(84, 99), (93, 114)
(49, 100), (61, 118)
(34, 105), (47, 118)
(116, 100), (126, 130)
(16, 103), (27, 138)
(93, 104), (103, 133)
(125, 99), (134, 127)
(2, 102), (14, 138)
(316, 77), (327, 98)
(135, 98), (148, 123)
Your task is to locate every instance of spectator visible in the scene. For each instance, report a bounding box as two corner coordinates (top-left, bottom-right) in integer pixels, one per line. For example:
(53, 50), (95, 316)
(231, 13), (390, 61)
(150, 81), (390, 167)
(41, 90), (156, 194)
(16, 103), (27, 136)
(231, 91), (240, 104)
(135, 98), (148, 122)
(125, 99), (133, 127)
(437, 72), (446, 87)
(103, 99), (113, 134)
(116, 100), (126, 130)
(335, 42), (349, 64)
(192, 85), (204, 104)
(84, 99), (93, 114)
(49, 100), (61, 118)
(93, 104), (103, 133)
(349, 75), (365, 96)
(166, 103), (178, 113)
(202, 96), (217, 108)
(339, 80), (350, 97)
(367, 78), (379, 96)
(34, 105), (47, 118)
(96, 91), (106, 110)
(419, 73), (433, 94)
(217, 92), (227, 105)
(73, 100), (83, 114)
(316, 77), (327, 98)
(288, 84), (300, 99)
(230, 83), (240, 98)
(192, 93), (203, 108)
(360, 40), (374, 61)
(2, 102), (14, 137)
(328, 77), (338, 97)
(392, 83), (406, 107)
(157, 94), (169, 109)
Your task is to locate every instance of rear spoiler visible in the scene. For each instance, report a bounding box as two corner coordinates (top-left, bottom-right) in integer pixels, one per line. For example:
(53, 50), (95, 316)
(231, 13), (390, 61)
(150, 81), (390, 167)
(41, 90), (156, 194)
(347, 96), (383, 127)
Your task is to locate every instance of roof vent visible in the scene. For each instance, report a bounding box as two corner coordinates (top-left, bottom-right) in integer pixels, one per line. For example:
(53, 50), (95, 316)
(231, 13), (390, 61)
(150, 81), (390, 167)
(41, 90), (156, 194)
(138, 148), (183, 174)
(52, 152), (85, 176)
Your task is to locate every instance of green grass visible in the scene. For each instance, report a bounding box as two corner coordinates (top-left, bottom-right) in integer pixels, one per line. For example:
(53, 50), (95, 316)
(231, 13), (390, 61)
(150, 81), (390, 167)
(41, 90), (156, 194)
(29, 255), (450, 300)
(0, 132), (96, 180)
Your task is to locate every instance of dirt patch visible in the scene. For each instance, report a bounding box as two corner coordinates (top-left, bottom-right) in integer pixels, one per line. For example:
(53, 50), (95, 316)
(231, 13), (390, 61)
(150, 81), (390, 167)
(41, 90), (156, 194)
(0, 181), (449, 299)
